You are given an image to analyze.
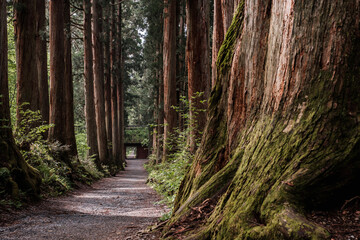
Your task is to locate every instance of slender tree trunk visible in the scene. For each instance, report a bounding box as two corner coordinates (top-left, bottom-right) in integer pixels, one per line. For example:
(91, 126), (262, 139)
(186, 0), (210, 153)
(92, 0), (109, 166)
(64, 0), (78, 158)
(110, 0), (120, 168)
(1, 0), (41, 197)
(83, 0), (99, 163)
(117, 1), (125, 165)
(177, 0), (186, 132)
(162, 0), (177, 161)
(104, 4), (112, 152)
(170, 1), (360, 239)
(36, 0), (49, 131)
(14, 0), (39, 122)
(211, 0), (239, 87)
(156, 66), (164, 163)
(49, 0), (67, 145)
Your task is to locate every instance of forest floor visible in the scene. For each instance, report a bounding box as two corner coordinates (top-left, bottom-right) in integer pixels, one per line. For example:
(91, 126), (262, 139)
(0, 159), (169, 240)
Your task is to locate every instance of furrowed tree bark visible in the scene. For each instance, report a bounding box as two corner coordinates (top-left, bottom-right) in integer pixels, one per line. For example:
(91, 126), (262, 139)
(14, 0), (39, 123)
(162, 0), (177, 161)
(83, 0), (99, 163)
(186, 0), (210, 153)
(169, 1), (360, 239)
(36, 0), (49, 131)
(92, 0), (109, 167)
(49, 0), (67, 146)
(117, 0), (125, 166)
(211, 0), (239, 87)
(64, 0), (78, 158)
(0, 0), (41, 197)
(110, 0), (121, 168)
(104, 3), (113, 156)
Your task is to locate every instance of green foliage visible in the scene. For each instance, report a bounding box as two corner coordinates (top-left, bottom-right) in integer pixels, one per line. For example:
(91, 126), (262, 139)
(13, 107), (71, 195)
(145, 94), (205, 211)
(145, 155), (191, 206)
(75, 125), (104, 180)
(125, 127), (149, 145)
(11, 108), (101, 197)
(7, 11), (17, 126)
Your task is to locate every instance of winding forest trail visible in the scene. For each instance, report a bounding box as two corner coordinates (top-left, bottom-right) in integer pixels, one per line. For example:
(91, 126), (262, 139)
(0, 159), (169, 240)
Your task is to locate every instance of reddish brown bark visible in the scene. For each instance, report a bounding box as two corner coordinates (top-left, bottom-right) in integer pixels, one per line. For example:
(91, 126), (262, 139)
(110, 0), (120, 167)
(211, 0), (239, 87)
(176, 0), (186, 132)
(156, 67), (164, 163)
(117, 1), (125, 165)
(162, 0), (177, 161)
(49, 0), (66, 145)
(104, 5), (112, 151)
(14, 0), (39, 122)
(92, 0), (109, 165)
(1, 0), (41, 197)
(171, 1), (360, 239)
(64, 0), (78, 158)
(36, 0), (49, 128)
(0, 0), (10, 137)
(186, 0), (210, 153)
(83, 0), (99, 161)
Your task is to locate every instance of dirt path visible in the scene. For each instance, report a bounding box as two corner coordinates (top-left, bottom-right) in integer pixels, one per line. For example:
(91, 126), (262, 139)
(0, 159), (169, 240)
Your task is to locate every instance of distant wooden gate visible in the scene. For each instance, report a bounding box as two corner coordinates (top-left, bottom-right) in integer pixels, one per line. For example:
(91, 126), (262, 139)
(124, 143), (149, 159)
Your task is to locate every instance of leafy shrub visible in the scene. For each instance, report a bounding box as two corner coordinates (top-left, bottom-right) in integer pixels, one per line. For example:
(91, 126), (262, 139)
(145, 93), (205, 211)
(11, 107), (101, 197)
(145, 154), (191, 206)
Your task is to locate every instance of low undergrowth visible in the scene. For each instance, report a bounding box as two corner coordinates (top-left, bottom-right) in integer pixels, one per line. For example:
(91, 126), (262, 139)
(145, 152), (191, 207)
(145, 94), (204, 220)
(0, 108), (103, 209)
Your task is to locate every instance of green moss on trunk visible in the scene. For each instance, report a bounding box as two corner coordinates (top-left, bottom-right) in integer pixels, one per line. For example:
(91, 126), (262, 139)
(0, 136), (41, 198)
(166, 0), (360, 239)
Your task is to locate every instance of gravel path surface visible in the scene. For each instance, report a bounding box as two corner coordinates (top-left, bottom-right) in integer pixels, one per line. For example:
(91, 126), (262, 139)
(0, 159), (169, 240)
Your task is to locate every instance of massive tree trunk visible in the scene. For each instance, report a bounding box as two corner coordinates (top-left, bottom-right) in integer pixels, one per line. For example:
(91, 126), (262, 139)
(186, 0), (210, 153)
(211, 0), (239, 87)
(117, 0), (125, 166)
(36, 0), (49, 130)
(64, 0), (78, 158)
(92, 0), (109, 166)
(83, 0), (99, 162)
(49, 0), (67, 145)
(110, 0), (121, 168)
(0, 0), (41, 197)
(14, 0), (39, 122)
(169, 1), (360, 239)
(162, 0), (177, 161)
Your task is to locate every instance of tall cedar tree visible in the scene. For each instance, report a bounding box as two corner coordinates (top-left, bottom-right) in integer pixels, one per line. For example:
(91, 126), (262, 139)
(14, 0), (39, 123)
(92, 0), (109, 166)
(162, 0), (177, 161)
(83, 0), (99, 161)
(104, 3), (112, 153)
(0, 0), (41, 197)
(36, 0), (49, 130)
(176, 0), (186, 132)
(49, 0), (67, 146)
(117, 0), (125, 165)
(169, 1), (360, 239)
(186, 0), (210, 153)
(64, 0), (78, 157)
(110, 0), (121, 167)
